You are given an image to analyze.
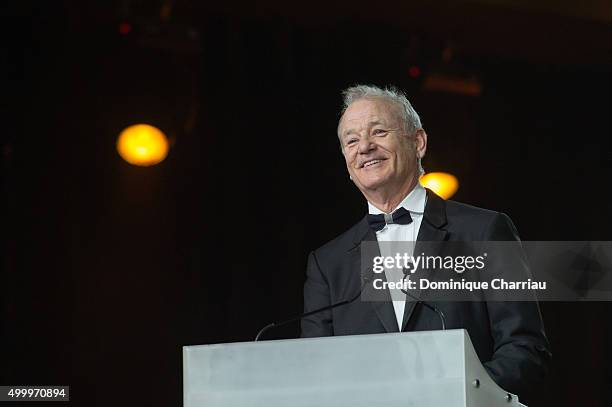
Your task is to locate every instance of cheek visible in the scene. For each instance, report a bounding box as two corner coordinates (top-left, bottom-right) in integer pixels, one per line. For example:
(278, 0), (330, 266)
(400, 151), (413, 167)
(345, 150), (358, 167)
(392, 149), (414, 172)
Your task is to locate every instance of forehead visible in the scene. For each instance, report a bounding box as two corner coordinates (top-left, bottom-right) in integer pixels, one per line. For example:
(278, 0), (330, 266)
(339, 98), (401, 133)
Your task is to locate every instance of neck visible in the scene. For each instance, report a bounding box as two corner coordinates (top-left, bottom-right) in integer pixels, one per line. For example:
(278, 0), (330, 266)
(366, 177), (419, 214)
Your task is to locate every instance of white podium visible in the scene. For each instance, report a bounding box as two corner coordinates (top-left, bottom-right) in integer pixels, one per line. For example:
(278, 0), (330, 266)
(183, 329), (524, 407)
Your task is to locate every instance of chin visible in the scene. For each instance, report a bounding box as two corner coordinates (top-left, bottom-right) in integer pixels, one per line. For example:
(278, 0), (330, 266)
(359, 176), (391, 191)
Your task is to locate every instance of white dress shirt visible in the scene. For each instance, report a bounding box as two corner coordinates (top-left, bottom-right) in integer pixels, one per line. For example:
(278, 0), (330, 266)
(368, 183), (427, 329)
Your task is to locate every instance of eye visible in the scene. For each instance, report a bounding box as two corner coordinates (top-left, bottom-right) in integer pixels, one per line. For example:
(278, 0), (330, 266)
(373, 129), (388, 136)
(346, 138), (358, 146)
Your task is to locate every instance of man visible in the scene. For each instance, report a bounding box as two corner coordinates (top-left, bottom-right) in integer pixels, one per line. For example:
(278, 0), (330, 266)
(301, 85), (551, 398)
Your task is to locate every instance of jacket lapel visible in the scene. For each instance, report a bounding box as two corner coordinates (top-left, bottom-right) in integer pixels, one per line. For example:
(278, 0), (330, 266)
(351, 218), (400, 333)
(401, 189), (449, 331)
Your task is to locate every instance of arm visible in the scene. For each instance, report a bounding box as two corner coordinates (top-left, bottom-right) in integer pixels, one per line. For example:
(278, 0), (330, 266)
(482, 213), (552, 397)
(300, 251), (334, 337)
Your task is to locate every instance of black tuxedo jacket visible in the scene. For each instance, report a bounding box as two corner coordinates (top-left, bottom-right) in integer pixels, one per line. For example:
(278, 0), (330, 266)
(301, 189), (551, 398)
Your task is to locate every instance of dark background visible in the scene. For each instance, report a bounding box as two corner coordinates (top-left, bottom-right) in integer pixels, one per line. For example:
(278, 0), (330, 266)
(3, 1), (612, 406)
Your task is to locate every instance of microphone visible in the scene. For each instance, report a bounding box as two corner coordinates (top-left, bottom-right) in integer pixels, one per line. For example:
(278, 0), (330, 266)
(401, 269), (446, 330)
(254, 278), (370, 341)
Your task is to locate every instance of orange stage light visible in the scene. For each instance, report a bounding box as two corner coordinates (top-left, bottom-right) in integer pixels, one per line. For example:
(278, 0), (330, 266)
(116, 124), (169, 167)
(420, 172), (459, 199)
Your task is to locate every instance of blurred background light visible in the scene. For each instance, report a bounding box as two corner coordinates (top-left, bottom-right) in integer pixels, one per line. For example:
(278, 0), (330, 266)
(408, 65), (421, 78)
(116, 124), (169, 166)
(422, 73), (482, 96)
(118, 22), (132, 35)
(420, 172), (459, 199)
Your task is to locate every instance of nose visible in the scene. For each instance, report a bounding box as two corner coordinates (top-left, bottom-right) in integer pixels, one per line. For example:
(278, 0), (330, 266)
(357, 135), (375, 154)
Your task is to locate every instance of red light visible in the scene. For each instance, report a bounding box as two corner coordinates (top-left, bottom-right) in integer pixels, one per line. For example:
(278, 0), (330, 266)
(408, 66), (421, 78)
(119, 22), (132, 35)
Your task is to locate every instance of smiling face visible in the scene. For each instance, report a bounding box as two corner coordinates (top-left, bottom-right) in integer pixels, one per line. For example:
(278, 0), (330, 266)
(338, 97), (426, 204)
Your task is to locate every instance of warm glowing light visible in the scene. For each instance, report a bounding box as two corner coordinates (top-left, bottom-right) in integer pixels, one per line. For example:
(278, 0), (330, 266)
(116, 124), (169, 167)
(420, 172), (459, 199)
(118, 22), (132, 35)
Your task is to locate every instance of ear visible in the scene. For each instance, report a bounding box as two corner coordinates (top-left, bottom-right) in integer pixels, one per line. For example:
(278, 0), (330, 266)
(414, 129), (428, 159)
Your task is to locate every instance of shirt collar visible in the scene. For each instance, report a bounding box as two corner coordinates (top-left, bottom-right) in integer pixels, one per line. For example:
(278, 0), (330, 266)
(367, 183), (427, 215)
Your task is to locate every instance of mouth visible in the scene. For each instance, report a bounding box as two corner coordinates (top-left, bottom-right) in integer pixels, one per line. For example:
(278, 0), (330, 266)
(361, 158), (386, 169)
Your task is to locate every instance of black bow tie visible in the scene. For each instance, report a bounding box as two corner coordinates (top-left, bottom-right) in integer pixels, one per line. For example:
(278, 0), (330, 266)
(367, 207), (413, 232)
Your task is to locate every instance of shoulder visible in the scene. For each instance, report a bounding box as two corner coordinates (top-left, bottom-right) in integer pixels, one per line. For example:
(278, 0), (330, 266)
(443, 199), (519, 240)
(444, 199), (502, 223)
(312, 216), (367, 260)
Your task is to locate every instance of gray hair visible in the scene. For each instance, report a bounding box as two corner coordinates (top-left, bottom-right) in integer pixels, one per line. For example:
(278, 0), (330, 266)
(340, 84), (423, 135)
(338, 84), (425, 174)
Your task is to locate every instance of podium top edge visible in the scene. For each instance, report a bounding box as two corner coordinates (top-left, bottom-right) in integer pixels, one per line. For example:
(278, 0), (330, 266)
(182, 328), (468, 351)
